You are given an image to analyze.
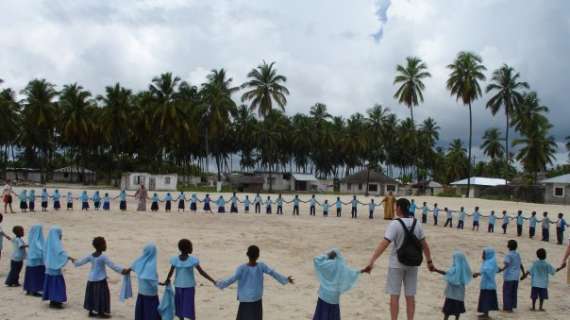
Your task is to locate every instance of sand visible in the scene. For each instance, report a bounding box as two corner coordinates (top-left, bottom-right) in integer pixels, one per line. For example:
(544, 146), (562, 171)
(1, 188), (569, 320)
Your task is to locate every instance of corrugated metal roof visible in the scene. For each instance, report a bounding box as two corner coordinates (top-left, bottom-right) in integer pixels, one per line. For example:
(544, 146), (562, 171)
(292, 174), (318, 182)
(342, 170), (398, 184)
(54, 166), (95, 174)
(450, 177), (507, 187)
(540, 174), (570, 184)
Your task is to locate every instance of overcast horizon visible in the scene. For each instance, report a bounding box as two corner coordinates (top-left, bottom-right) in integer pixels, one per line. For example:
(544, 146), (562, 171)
(1, 0), (569, 167)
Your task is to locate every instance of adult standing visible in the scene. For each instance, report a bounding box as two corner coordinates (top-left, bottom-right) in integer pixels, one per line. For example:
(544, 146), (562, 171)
(381, 191), (396, 220)
(3, 179), (16, 214)
(134, 184), (147, 212)
(559, 234), (570, 285)
(363, 198), (434, 320)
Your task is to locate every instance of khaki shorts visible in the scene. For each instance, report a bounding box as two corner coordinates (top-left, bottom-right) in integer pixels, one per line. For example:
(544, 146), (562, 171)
(385, 267), (418, 296)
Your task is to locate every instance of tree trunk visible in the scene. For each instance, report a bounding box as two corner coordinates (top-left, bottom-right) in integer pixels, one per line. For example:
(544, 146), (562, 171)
(204, 127), (210, 177)
(466, 103), (473, 198)
(505, 105), (510, 168)
(269, 163), (273, 192)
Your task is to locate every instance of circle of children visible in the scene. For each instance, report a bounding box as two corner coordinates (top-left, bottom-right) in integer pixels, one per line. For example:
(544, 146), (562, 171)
(1, 188), (569, 320)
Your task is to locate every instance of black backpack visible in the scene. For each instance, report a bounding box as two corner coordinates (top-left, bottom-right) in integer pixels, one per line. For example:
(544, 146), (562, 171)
(396, 218), (424, 267)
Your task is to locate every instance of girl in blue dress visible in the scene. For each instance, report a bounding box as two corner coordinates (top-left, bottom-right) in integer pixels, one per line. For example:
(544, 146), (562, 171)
(119, 189), (128, 211)
(131, 243), (160, 320)
(52, 190), (61, 210)
(28, 189), (36, 212)
(102, 193), (111, 211)
(24, 224), (45, 296)
(177, 192), (185, 212)
(150, 193), (160, 212)
(41, 189), (49, 212)
(80, 191), (90, 211)
(92, 191), (101, 210)
(164, 193), (173, 212)
(43, 226), (75, 309)
(66, 192), (73, 210)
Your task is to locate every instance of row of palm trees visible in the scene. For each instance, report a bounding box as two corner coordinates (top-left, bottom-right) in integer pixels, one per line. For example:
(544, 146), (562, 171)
(0, 55), (564, 190)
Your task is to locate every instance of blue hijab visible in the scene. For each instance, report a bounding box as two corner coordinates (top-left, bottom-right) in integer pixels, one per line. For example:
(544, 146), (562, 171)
(314, 248), (360, 298)
(131, 243), (158, 281)
(27, 224), (45, 262)
(480, 247), (499, 289)
(44, 226), (68, 270)
(445, 251), (472, 286)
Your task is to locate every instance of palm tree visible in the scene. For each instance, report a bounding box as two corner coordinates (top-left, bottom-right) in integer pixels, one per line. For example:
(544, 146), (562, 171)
(393, 57), (431, 125)
(446, 52), (487, 197)
(446, 139), (468, 182)
(511, 92), (549, 135)
(566, 136), (570, 158)
(481, 128), (504, 161)
(241, 61), (289, 117)
(485, 64), (529, 165)
(513, 126), (557, 183)
(0, 88), (20, 167)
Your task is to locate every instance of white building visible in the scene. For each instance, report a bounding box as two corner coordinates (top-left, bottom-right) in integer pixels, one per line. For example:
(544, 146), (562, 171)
(340, 169), (399, 196)
(540, 174), (570, 205)
(450, 177), (507, 198)
(121, 172), (178, 191)
(290, 173), (319, 191)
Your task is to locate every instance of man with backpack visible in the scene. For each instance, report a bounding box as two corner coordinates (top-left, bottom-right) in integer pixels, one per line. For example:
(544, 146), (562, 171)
(363, 198), (434, 320)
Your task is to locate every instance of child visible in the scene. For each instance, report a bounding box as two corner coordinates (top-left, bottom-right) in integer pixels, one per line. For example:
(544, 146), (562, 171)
(433, 203), (440, 225)
(217, 196), (226, 213)
(516, 211), (524, 237)
(177, 192), (185, 212)
(501, 211), (510, 234)
(203, 194), (212, 213)
(472, 207), (481, 231)
(230, 192), (239, 213)
(74, 237), (128, 318)
(265, 196), (272, 214)
(150, 193), (160, 212)
(190, 194), (198, 212)
(529, 211), (537, 239)
(488, 211), (497, 233)
(312, 249), (361, 320)
(524, 248), (563, 311)
(66, 191), (73, 210)
(103, 193), (111, 211)
(243, 195), (250, 213)
(433, 251), (472, 320)
(421, 202), (429, 224)
(409, 199), (416, 218)
(23, 224), (45, 296)
(368, 199), (376, 219)
(351, 196), (358, 219)
(321, 200), (330, 217)
(5, 226), (26, 287)
(0, 214), (10, 264)
(276, 194), (283, 215)
(541, 212), (550, 242)
(41, 188), (49, 212)
(335, 197), (342, 217)
(119, 189), (128, 211)
(93, 191), (101, 210)
(28, 189), (36, 212)
(556, 213), (567, 245)
(131, 243), (160, 320)
(43, 226), (74, 309)
(473, 247), (500, 319)
(164, 192), (172, 212)
(457, 207), (466, 230)
(52, 189), (61, 211)
(254, 193), (262, 214)
(216, 245), (294, 320)
(80, 191), (90, 211)
(501, 240), (525, 312)
(18, 190), (28, 213)
(292, 195), (300, 216)
(162, 239), (217, 320)
(444, 208), (453, 228)
(309, 195), (317, 216)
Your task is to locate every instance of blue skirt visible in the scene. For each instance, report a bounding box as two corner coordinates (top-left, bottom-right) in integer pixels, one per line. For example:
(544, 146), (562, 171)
(29, 201), (35, 210)
(175, 287), (196, 319)
(43, 274), (67, 303)
(135, 294), (160, 320)
(151, 202), (159, 211)
(103, 202), (110, 210)
(24, 265), (45, 294)
(82, 202), (89, 210)
(313, 298), (340, 320)
(203, 203), (211, 211)
(94, 201), (101, 209)
(20, 201), (28, 210)
(443, 298), (465, 316)
(237, 300), (262, 320)
(84, 279), (110, 314)
(218, 207), (225, 213)
(120, 200), (127, 210)
(165, 201), (171, 211)
(190, 203), (197, 211)
(67, 202), (73, 209)
(54, 201), (61, 209)
(477, 289), (498, 313)
(178, 200), (185, 209)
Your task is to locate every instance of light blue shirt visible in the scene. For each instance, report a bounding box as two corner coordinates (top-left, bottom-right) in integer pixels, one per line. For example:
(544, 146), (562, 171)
(528, 260), (556, 289)
(265, 199), (272, 208)
(52, 192), (61, 201)
(473, 211), (481, 222)
(41, 191), (48, 202)
(293, 198), (300, 206)
(489, 215), (497, 225)
(171, 256), (199, 288)
(254, 196), (261, 204)
(231, 196), (238, 206)
(458, 210), (466, 221)
(18, 191), (27, 202)
(243, 198), (250, 206)
(422, 206), (429, 215)
(516, 215), (524, 225)
(558, 218), (567, 231)
(529, 216), (537, 228)
(433, 208), (439, 217)
(542, 217), (550, 230)
(322, 203), (330, 212)
(502, 215), (510, 225)
(217, 262), (289, 302)
(310, 198), (316, 206)
(446, 210), (452, 219)
(119, 191), (127, 201)
(74, 254), (123, 282)
(11, 237), (26, 262)
(46, 268), (63, 276)
(217, 198), (225, 207)
(351, 199), (357, 208)
(138, 278), (158, 296)
(409, 203), (416, 215)
(67, 193), (73, 203)
(176, 193), (184, 201)
(164, 194), (172, 201)
(80, 193), (89, 202)
(151, 195), (159, 203)
(103, 196), (110, 204)
(503, 251), (522, 281)
(445, 283), (466, 301)
(191, 195), (197, 204)
(92, 193), (101, 202)
(276, 198), (283, 206)
(29, 191), (35, 202)
(336, 200), (342, 209)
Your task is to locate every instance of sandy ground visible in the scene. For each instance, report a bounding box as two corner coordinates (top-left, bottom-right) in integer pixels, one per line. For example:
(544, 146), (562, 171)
(1, 188), (569, 320)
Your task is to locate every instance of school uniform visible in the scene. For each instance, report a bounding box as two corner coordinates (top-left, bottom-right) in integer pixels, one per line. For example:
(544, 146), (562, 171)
(502, 215), (510, 234)
(442, 252), (472, 318)
(368, 202), (376, 219)
(102, 197), (111, 211)
(528, 259), (556, 302)
(230, 196), (239, 213)
(217, 198), (226, 213)
(190, 195), (198, 212)
(43, 227), (69, 305)
(322, 203), (330, 217)
(24, 225), (45, 295)
(150, 195), (159, 212)
(80, 193), (90, 210)
(529, 216), (537, 238)
(170, 255), (200, 319)
(276, 198), (283, 215)
(477, 248), (499, 314)
(75, 254), (124, 315)
(243, 198), (251, 213)
(310, 198), (317, 216)
(335, 200), (342, 217)
(19, 192), (28, 210)
(28, 191), (36, 211)
(254, 196), (262, 213)
(542, 218), (550, 242)
(292, 198), (300, 216)
(5, 236), (26, 286)
(265, 199), (272, 214)
(217, 262), (289, 320)
(93, 193), (101, 210)
(41, 191), (49, 210)
(177, 194), (185, 211)
(203, 196), (211, 212)
(433, 208), (440, 225)
(66, 193), (73, 209)
(52, 192), (61, 210)
(351, 199), (358, 219)
(421, 206), (428, 224)
(119, 191), (127, 211)
(132, 244), (160, 320)
(473, 211), (481, 229)
(163, 194), (172, 211)
(516, 215), (524, 237)
(457, 210), (466, 229)
(444, 210), (453, 228)
(488, 215), (496, 233)
(556, 218), (567, 245)
(502, 250), (522, 311)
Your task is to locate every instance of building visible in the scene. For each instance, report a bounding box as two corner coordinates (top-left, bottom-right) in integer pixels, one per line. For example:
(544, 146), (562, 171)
(450, 177), (508, 198)
(229, 175), (265, 192)
(540, 174), (570, 205)
(52, 166), (96, 184)
(290, 173), (319, 191)
(339, 169), (399, 196)
(121, 172), (178, 191)
(5, 168), (42, 183)
(254, 171), (291, 192)
(411, 180), (444, 196)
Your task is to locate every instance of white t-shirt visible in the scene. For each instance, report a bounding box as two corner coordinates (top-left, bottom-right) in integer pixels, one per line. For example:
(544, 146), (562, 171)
(384, 218), (425, 268)
(2, 184), (12, 196)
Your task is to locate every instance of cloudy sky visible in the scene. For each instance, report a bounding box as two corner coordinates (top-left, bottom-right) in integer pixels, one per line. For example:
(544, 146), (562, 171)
(1, 0), (569, 163)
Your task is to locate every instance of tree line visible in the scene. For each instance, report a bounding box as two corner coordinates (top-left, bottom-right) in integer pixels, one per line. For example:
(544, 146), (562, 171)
(0, 54), (567, 192)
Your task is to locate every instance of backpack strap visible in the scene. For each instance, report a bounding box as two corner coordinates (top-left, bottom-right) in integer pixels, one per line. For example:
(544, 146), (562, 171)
(397, 218), (417, 236)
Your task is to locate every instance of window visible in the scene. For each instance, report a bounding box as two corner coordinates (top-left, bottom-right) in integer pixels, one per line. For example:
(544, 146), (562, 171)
(347, 183), (352, 190)
(368, 184), (378, 192)
(386, 184), (396, 192)
(554, 186), (564, 197)
(135, 175), (146, 185)
(164, 177), (171, 185)
(358, 184), (363, 191)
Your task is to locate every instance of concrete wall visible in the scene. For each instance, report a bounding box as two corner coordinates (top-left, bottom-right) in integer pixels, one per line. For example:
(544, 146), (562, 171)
(121, 173), (177, 191)
(544, 183), (570, 205)
(339, 182), (398, 196)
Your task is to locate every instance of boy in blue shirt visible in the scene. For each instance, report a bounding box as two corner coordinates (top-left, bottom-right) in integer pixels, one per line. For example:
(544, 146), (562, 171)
(488, 211), (497, 233)
(421, 202), (429, 224)
(230, 192), (239, 213)
(409, 199), (416, 218)
(351, 196), (358, 219)
(500, 240), (525, 312)
(216, 245), (294, 320)
(529, 211), (537, 239)
(457, 207), (466, 229)
(541, 212), (551, 242)
(433, 203), (440, 225)
(276, 194), (283, 215)
(335, 197), (342, 217)
(443, 208), (453, 228)
(309, 195), (317, 216)
(66, 192), (73, 210)
(163, 192), (172, 212)
(516, 211), (524, 237)
(501, 211), (510, 234)
(523, 248), (563, 311)
(5, 226), (26, 287)
(556, 213), (567, 245)
(292, 195), (300, 216)
(472, 207), (481, 231)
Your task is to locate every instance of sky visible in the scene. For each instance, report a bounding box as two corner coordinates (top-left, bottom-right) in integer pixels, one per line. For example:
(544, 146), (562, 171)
(1, 0), (569, 165)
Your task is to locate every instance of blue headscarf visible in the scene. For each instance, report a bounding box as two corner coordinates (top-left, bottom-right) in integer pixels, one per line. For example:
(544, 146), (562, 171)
(158, 284), (175, 320)
(44, 226), (69, 270)
(479, 247), (499, 289)
(27, 224), (45, 263)
(314, 248), (360, 304)
(445, 251), (472, 286)
(131, 243), (158, 281)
